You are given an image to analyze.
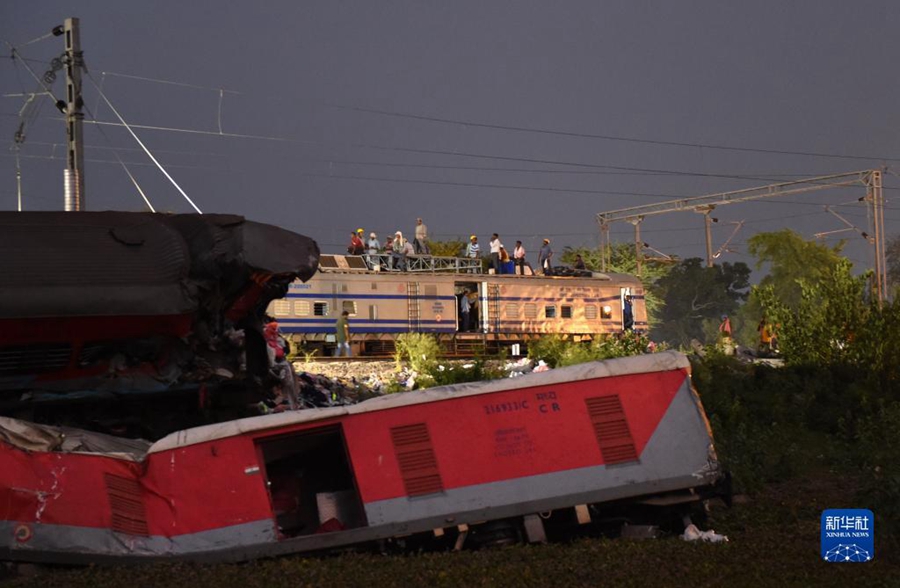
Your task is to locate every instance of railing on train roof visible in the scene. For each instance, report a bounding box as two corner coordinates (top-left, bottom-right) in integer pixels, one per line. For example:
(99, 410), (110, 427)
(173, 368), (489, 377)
(317, 254), (623, 280)
(318, 254), (483, 274)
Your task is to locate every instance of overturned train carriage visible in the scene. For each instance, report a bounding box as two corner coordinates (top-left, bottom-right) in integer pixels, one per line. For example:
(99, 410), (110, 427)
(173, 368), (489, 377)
(0, 211), (319, 433)
(270, 254), (648, 356)
(1, 351), (721, 564)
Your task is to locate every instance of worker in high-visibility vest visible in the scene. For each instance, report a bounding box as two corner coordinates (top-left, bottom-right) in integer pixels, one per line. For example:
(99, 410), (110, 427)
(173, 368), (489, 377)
(758, 317), (775, 353)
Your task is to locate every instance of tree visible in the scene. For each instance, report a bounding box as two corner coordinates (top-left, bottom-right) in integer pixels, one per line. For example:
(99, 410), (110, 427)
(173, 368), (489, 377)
(427, 238), (467, 258)
(755, 258), (874, 367)
(887, 233), (900, 294)
(650, 258), (751, 347)
(746, 229), (845, 310)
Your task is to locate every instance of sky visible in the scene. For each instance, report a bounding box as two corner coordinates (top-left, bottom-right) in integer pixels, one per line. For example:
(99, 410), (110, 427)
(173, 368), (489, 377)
(2, 1), (899, 276)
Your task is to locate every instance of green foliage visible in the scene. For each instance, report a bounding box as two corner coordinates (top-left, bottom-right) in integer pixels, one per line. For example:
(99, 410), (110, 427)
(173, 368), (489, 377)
(393, 333), (441, 374)
(649, 258), (750, 348)
(427, 239), (466, 258)
(393, 334), (503, 389)
(754, 258), (900, 404)
(887, 233), (900, 293)
(690, 350), (900, 548)
(429, 358), (504, 387)
(691, 355), (813, 492)
(855, 402), (900, 551)
(526, 332), (658, 368)
(747, 229), (845, 310)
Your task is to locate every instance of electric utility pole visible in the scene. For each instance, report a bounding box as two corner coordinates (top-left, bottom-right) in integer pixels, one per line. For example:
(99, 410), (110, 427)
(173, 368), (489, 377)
(59, 17), (86, 211)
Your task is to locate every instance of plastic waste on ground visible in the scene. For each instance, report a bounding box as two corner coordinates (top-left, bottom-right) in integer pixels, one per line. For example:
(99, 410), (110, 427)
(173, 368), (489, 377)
(681, 524), (729, 543)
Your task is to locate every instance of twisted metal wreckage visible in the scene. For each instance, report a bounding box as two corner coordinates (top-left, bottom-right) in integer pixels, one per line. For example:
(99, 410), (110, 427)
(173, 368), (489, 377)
(0, 211), (321, 437)
(0, 212), (725, 566)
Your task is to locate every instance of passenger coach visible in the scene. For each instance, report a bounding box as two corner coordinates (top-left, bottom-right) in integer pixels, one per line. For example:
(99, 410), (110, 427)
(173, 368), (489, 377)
(269, 254), (648, 355)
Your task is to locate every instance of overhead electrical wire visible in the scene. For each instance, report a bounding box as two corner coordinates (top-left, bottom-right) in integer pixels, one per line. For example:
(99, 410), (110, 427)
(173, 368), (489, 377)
(330, 104), (900, 163)
(86, 71), (202, 213)
(81, 99), (157, 212)
(33, 66), (898, 165)
(1, 152), (218, 171)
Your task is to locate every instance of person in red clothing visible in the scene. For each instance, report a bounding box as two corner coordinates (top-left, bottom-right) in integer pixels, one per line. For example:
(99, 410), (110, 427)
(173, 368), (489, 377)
(347, 229), (365, 255)
(718, 314), (732, 338)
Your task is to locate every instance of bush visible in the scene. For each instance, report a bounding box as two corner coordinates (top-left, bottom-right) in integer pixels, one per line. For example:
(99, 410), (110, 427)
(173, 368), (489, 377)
(690, 355), (807, 493)
(394, 333), (441, 375)
(854, 401), (900, 552)
(527, 332), (658, 368)
(392, 334), (504, 390)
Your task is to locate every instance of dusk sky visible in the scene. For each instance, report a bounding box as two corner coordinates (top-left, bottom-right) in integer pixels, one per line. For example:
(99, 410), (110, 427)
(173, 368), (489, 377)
(2, 1), (898, 274)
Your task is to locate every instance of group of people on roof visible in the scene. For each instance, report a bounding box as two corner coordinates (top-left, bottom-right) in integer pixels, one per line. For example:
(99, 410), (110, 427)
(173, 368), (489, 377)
(347, 218), (430, 271)
(346, 219), (585, 276)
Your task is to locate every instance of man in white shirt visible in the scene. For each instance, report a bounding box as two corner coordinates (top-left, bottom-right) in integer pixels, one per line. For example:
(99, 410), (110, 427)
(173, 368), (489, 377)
(414, 218), (430, 254)
(513, 240), (526, 274)
(489, 233), (502, 273)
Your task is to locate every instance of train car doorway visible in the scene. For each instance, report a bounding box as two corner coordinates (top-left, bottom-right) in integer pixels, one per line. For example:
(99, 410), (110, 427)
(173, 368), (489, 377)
(620, 287), (634, 331)
(455, 281), (480, 332)
(256, 426), (366, 538)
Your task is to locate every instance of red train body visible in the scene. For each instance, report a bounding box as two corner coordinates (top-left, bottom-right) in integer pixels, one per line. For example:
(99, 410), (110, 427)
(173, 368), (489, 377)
(0, 352), (720, 565)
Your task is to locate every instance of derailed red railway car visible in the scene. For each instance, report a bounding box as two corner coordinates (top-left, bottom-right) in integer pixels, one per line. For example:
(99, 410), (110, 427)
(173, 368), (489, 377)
(0, 352), (720, 565)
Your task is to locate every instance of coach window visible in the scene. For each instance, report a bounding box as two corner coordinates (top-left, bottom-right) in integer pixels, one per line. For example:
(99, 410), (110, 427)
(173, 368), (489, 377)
(545, 305), (556, 319)
(342, 301), (357, 316)
(273, 300), (292, 317)
(313, 301), (329, 317)
(295, 301), (311, 316)
(585, 305), (598, 320)
(561, 305), (573, 319)
(369, 304), (378, 320)
(524, 303), (538, 319)
(601, 305), (613, 319)
(505, 303), (519, 318)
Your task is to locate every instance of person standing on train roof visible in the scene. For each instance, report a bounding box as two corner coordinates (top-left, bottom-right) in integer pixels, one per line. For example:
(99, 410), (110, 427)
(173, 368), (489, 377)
(489, 234), (502, 273)
(334, 310), (351, 357)
(414, 218), (430, 254)
(513, 241), (526, 274)
(466, 235), (480, 273)
(391, 231), (404, 270)
(538, 238), (553, 275)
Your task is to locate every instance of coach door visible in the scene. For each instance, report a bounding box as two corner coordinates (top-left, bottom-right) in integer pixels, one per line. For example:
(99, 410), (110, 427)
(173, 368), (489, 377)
(620, 287), (633, 331)
(256, 425), (366, 539)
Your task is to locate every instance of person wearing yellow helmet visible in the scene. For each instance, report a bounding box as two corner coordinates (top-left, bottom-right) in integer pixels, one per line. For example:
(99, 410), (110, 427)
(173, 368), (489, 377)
(465, 235), (480, 273)
(348, 230), (364, 255)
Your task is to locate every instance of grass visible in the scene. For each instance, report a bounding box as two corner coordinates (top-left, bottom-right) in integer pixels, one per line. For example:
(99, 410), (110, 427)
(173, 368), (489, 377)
(6, 471), (896, 588)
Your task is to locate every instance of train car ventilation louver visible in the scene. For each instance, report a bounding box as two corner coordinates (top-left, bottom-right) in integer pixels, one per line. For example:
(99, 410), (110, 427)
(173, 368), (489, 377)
(104, 473), (149, 536)
(585, 395), (639, 465)
(0, 344), (71, 375)
(390, 423), (444, 497)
